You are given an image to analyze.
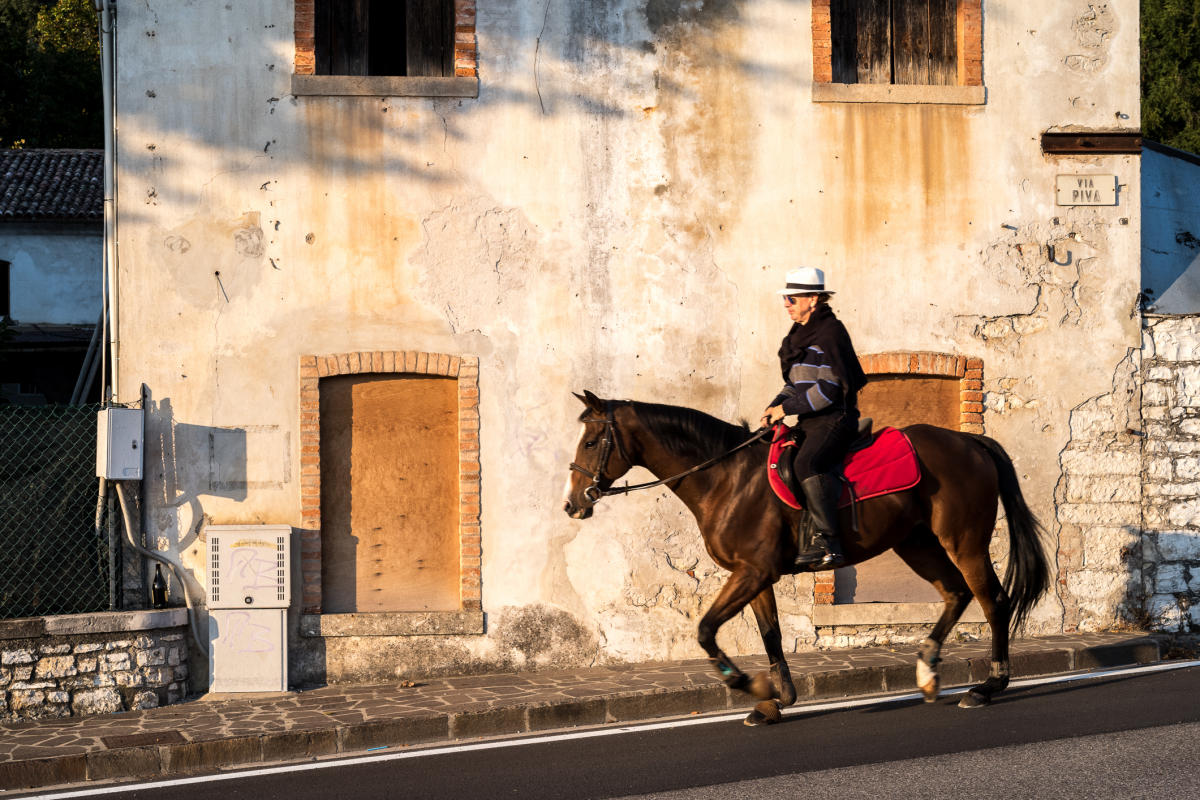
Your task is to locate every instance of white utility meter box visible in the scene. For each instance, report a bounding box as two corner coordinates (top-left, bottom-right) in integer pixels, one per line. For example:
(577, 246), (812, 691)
(96, 407), (144, 480)
(207, 525), (291, 693)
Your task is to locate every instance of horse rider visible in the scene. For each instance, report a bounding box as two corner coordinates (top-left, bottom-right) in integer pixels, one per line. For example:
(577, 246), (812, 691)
(759, 267), (868, 569)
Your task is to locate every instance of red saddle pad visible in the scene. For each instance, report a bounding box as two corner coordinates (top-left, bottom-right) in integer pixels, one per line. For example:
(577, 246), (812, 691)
(767, 425), (921, 510)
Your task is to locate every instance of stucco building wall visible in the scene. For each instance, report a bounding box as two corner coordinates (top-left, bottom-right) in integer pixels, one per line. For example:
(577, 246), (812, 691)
(111, 1), (1143, 686)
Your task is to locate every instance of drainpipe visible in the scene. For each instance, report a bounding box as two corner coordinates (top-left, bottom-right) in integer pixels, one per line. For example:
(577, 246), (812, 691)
(93, 0), (116, 611)
(94, 0), (119, 403)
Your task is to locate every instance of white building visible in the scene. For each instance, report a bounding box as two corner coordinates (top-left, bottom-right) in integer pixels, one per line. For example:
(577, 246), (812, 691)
(106, 1), (1151, 687)
(0, 149), (102, 404)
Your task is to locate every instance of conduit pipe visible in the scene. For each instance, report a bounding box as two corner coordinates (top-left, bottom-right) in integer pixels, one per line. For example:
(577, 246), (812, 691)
(114, 481), (208, 657)
(94, 477), (112, 610)
(70, 310), (103, 404)
(94, 0), (119, 402)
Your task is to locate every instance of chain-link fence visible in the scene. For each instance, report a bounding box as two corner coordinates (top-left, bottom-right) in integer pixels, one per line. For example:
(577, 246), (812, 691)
(0, 404), (113, 619)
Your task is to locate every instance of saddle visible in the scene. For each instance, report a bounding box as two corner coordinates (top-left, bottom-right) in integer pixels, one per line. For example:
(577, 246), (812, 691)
(767, 420), (921, 510)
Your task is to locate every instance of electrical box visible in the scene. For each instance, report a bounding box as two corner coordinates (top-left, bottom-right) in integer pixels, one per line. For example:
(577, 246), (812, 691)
(206, 525), (291, 693)
(207, 526), (291, 609)
(96, 407), (144, 480)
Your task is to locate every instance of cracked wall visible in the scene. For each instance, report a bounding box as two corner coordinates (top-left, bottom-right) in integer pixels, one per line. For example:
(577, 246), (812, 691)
(110, 0), (1142, 685)
(1053, 350), (1142, 631)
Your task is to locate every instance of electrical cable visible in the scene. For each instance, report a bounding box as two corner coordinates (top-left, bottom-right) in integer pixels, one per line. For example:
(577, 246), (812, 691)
(114, 481), (208, 657)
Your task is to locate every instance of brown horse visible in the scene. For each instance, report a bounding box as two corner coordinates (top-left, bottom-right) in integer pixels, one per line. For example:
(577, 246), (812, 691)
(562, 391), (1050, 723)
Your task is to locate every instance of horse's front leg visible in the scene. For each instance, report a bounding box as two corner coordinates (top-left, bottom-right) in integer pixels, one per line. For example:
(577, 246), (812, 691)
(698, 567), (771, 694)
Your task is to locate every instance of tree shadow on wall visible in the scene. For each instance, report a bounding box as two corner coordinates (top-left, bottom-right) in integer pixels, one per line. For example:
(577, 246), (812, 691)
(113, 0), (804, 218)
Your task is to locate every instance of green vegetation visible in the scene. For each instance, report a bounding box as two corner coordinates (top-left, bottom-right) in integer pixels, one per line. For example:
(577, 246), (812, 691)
(0, 0), (100, 149)
(1142, 0), (1200, 152)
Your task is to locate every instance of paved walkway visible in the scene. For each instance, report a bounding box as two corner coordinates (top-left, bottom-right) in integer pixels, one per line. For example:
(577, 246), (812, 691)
(0, 631), (1163, 793)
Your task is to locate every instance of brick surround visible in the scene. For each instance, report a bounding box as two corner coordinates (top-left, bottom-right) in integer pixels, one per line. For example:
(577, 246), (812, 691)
(812, 351), (984, 605)
(294, 0), (478, 78)
(811, 0), (983, 86)
(298, 352), (481, 615)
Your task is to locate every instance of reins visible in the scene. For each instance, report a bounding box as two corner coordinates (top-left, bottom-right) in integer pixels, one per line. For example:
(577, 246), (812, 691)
(570, 401), (771, 501)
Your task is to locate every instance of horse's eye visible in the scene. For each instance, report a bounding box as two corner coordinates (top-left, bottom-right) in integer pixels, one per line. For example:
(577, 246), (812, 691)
(584, 440), (597, 449)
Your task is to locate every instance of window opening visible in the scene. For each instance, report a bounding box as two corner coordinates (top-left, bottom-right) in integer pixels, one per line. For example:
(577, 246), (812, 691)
(830, 0), (958, 86)
(1, 260), (10, 319)
(315, 0), (454, 77)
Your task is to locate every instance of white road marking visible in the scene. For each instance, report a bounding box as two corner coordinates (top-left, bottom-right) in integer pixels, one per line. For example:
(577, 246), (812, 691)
(17, 660), (1200, 799)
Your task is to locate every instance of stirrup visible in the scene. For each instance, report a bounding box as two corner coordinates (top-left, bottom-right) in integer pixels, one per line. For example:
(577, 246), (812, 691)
(794, 534), (844, 568)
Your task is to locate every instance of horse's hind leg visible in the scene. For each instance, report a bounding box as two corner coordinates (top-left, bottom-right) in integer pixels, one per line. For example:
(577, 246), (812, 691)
(749, 588), (797, 705)
(948, 546), (1012, 708)
(742, 587), (795, 726)
(894, 531), (974, 702)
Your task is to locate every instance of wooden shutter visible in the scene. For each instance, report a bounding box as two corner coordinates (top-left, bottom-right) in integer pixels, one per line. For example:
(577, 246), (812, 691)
(855, 0), (893, 85)
(830, 0), (858, 83)
(406, 0), (454, 77)
(329, 0), (370, 76)
(894, 0), (958, 85)
(829, 0), (960, 86)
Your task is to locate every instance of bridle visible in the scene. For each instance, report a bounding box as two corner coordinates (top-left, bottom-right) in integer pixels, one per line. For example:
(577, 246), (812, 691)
(569, 401), (630, 502)
(569, 400), (770, 503)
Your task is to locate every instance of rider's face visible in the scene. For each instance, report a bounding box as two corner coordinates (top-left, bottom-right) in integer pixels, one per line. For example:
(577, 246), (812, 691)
(785, 294), (818, 325)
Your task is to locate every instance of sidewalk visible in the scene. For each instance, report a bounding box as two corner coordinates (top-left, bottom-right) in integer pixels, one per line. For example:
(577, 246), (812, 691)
(0, 631), (1163, 793)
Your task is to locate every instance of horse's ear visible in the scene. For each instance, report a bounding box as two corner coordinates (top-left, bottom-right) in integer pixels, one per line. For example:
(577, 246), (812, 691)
(575, 390), (604, 411)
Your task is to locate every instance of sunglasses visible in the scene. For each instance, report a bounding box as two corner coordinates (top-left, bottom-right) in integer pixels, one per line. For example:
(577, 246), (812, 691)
(783, 295), (804, 306)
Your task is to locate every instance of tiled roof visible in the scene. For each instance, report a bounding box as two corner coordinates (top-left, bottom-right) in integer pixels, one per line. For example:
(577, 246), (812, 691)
(0, 149), (103, 221)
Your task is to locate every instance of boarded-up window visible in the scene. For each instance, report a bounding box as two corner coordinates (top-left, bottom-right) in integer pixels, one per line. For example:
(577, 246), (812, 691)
(830, 0), (959, 85)
(315, 0), (454, 77)
(835, 374), (961, 603)
(320, 374), (460, 613)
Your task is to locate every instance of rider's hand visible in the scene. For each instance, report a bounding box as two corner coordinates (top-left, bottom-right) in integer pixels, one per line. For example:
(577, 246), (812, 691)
(760, 405), (785, 428)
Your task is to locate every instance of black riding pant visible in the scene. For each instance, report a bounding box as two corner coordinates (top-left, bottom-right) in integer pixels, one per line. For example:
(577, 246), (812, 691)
(790, 409), (859, 481)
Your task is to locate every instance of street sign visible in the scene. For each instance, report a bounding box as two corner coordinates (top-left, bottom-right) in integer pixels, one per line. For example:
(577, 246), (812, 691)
(1056, 174), (1117, 206)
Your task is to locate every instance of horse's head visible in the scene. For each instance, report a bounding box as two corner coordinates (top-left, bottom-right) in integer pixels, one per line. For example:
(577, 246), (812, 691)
(563, 390), (636, 519)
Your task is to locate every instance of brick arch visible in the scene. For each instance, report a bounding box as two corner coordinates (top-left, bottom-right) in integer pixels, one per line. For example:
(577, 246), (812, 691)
(857, 351), (984, 434)
(298, 351), (481, 616)
(813, 351), (983, 606)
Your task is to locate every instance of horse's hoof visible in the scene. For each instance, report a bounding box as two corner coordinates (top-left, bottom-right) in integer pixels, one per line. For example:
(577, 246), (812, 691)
(916, 661), (940, 703)
(958, 690), (990, 709)
(743, 700), (782, 726)
(748, 671), (776, 701)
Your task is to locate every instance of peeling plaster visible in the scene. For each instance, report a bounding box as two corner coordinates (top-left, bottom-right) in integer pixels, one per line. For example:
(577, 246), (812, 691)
(955, 218), (1108, 351)
(1066, 3), (1116, 73)
(985, 377), (1042, 414)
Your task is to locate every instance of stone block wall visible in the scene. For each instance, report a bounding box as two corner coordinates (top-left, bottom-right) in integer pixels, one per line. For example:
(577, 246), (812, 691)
(0, 609), (189, 721)
(1053, 363), (1143, 632)
(1141, 316), (1200, 635)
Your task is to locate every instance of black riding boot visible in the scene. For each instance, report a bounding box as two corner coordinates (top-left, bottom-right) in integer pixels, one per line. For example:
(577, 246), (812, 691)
(794, 474), (845, 568)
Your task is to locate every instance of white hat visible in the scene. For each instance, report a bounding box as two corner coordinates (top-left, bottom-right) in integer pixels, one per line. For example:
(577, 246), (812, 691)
(776, 267), (834, 296)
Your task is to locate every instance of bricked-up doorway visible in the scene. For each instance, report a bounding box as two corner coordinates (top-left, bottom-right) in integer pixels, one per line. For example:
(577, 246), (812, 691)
(821, 353), (984, 605)
(298, 352), (482, 630)
(320, 374), (459, 612)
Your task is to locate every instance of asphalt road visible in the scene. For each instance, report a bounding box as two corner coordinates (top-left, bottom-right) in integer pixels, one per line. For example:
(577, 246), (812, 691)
(28, 664), (1200, 800)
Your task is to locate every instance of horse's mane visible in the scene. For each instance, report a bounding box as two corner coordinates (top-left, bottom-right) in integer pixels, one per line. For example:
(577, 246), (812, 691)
(627, 401), (752, 462)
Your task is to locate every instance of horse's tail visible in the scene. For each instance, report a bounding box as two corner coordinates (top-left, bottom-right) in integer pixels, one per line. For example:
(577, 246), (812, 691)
(966, 433), (1051, 635)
